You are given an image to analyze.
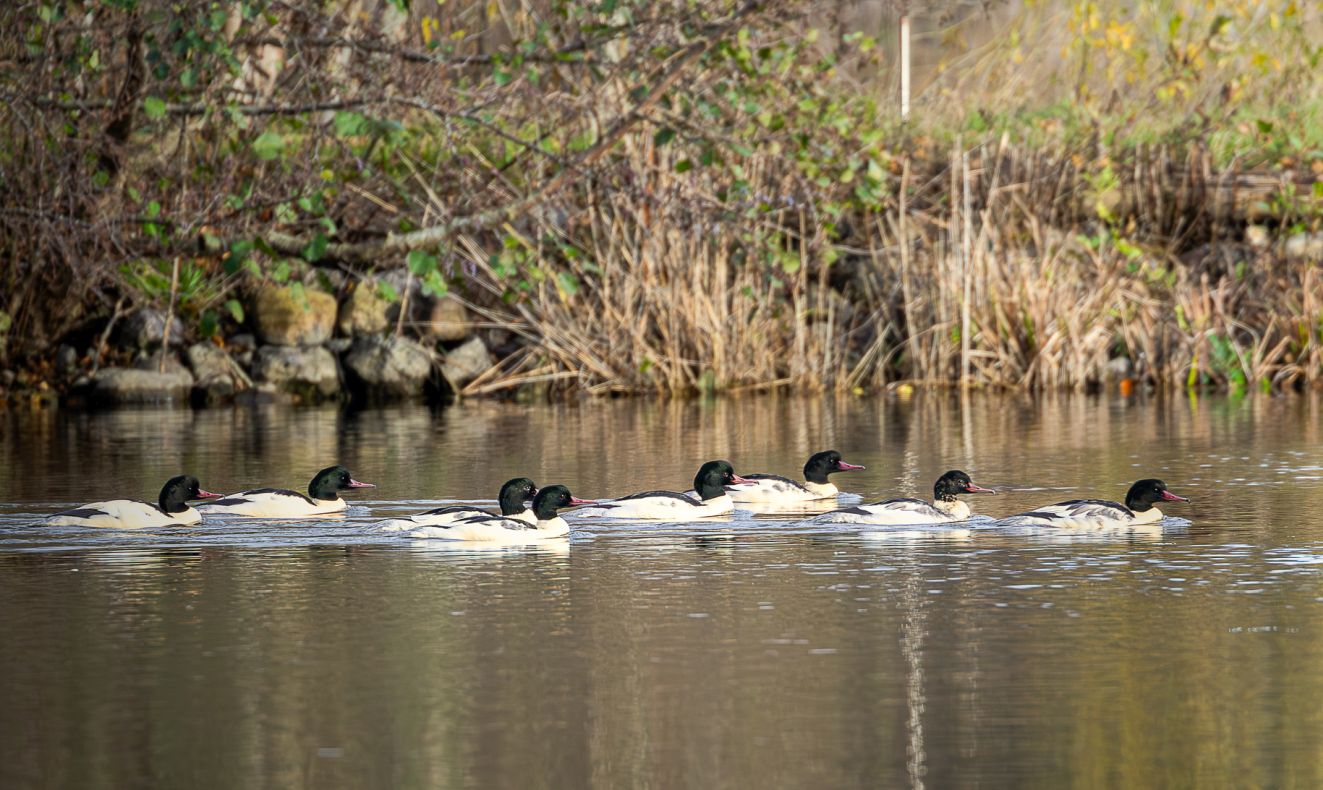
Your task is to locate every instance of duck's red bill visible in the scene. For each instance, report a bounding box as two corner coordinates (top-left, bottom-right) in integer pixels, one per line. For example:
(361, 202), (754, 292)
(836, 461), (866, 471)
(730, 474), (756, 485)
(568, 496), (598, 505)
(197, 490), (220, 498)
(1161, 490), (1190, 502)
(965, 484), (996, 494)
(348, 479), (376, 488)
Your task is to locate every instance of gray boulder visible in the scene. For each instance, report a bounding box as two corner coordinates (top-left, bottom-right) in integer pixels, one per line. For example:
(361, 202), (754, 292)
(89, 366), (194, 404)
(118, 308), (182, 350)
(252, 345), (340, 401)
(440, 336), (493, 392)
(186, 342), (243, 403)
(343, 336), (434, 399)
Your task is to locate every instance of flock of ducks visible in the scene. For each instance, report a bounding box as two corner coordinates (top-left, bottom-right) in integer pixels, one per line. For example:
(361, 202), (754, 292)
(46, 451), (1192, 543)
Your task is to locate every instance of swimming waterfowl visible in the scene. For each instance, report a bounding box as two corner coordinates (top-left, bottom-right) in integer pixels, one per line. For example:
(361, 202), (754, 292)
(998, 478), (1189, 529)
(200, 465), (375, 518)
(818, 470), (995, 525)
(727, 450), (864, 503)
(377, 477), (538, 532)
(47, 475), (219, 529)
(575, 460), (753, 520)
(408, 485), (594, 542)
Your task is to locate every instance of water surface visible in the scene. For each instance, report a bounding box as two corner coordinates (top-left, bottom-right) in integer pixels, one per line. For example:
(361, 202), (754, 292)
(2, 393), (1322, 787)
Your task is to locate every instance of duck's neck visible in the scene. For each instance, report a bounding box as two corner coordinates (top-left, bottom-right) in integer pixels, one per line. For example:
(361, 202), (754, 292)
(535, 515), (568, 532)
(532, 502), (561, 521)
(1130, 506), (1163, 524)
(158, 488), (189, 514)
(308, 483), (340, 502)
(935, 499), (970, 519)
(696, 481), (726, 501)
(499, 490), (529, 516)
(803, 481), (838, 497)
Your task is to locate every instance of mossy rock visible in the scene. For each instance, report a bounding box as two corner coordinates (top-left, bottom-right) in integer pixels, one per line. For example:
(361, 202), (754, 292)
(253, 286), (336, 346)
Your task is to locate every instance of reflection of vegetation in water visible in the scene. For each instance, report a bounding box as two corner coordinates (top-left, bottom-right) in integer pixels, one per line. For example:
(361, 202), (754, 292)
(1, 1), (1319, 395)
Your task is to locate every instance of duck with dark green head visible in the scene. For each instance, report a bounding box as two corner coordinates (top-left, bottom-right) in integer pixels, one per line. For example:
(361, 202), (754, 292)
(48, 475), (220, 529)
(574, 460), (753, 520)
(728, 450), (866, 503)
(376, 477), (538, 533)
(999, 478), (1189, 529)
(409, 485), (596, 542)
(200, 465), (375, 518)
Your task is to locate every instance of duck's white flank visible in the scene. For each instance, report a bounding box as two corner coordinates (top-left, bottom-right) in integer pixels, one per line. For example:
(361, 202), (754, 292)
(575, 492), (735, 520)
(200, 489), (347, 518)
(48, 501), (203, 529)
(409, 515), (569, 543)
(819, 497), (971, 526)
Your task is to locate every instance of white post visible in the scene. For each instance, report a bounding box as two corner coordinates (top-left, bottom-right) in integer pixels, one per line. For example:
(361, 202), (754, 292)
(900, 12), (911, 120)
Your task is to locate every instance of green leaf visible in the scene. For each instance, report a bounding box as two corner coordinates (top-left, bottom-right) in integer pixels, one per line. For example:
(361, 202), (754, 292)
(406, 249), (438, 276)
(224, 299), (245, 323)
(199, 310), (219, 339)
(302, 233), (328, 262)
(421, 270), (448, 298)
(272, 260), (290, 283)
(143, 96), (167, 120)
(333, 111), (369, 137)
(377, 281), (400, 303)
(251, 131), (285, 160)
(674, 159), (693, 173)
(556, 271), (580, 296)
(1256, 119), (1274, 134)
(653, 128), (676, 147)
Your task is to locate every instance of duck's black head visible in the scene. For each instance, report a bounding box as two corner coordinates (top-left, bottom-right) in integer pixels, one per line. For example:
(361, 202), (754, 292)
(803, 450), (865, 484)
(158, 475), (219, 514)
(308, 465), (375, 501)
(933, 470), (996, 502)
(498, 477), (539, 515)
(531, 484), (596, 520)
(694, 460), (753, 501)
(1124, 479), (1189, 512)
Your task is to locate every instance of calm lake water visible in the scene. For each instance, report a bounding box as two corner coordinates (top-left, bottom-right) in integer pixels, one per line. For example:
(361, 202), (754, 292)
(2, 393), (1322, 788)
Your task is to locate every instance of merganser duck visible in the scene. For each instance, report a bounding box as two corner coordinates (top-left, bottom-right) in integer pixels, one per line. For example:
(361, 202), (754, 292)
(574, 460), (753, 520)
(377, 477), (538, 532)
(47, 476), (219, 529)
(728, 450), (865, 503)
(998, 479), (1190, 529)
(408, 485), (594, 542)
(200, 465), (375, 518)
(818, 470), (995, 525)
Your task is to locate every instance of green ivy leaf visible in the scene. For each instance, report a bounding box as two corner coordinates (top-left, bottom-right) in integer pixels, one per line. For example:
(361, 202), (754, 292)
(143, 96), (167, 120)
(421, 270), (448, 298)
(252, 131), (285, 160)
(556, 271), (580, 296)
(302, 233), (328, 262)
(333, 111), (369, 137)
(406, 249), (438, 276)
